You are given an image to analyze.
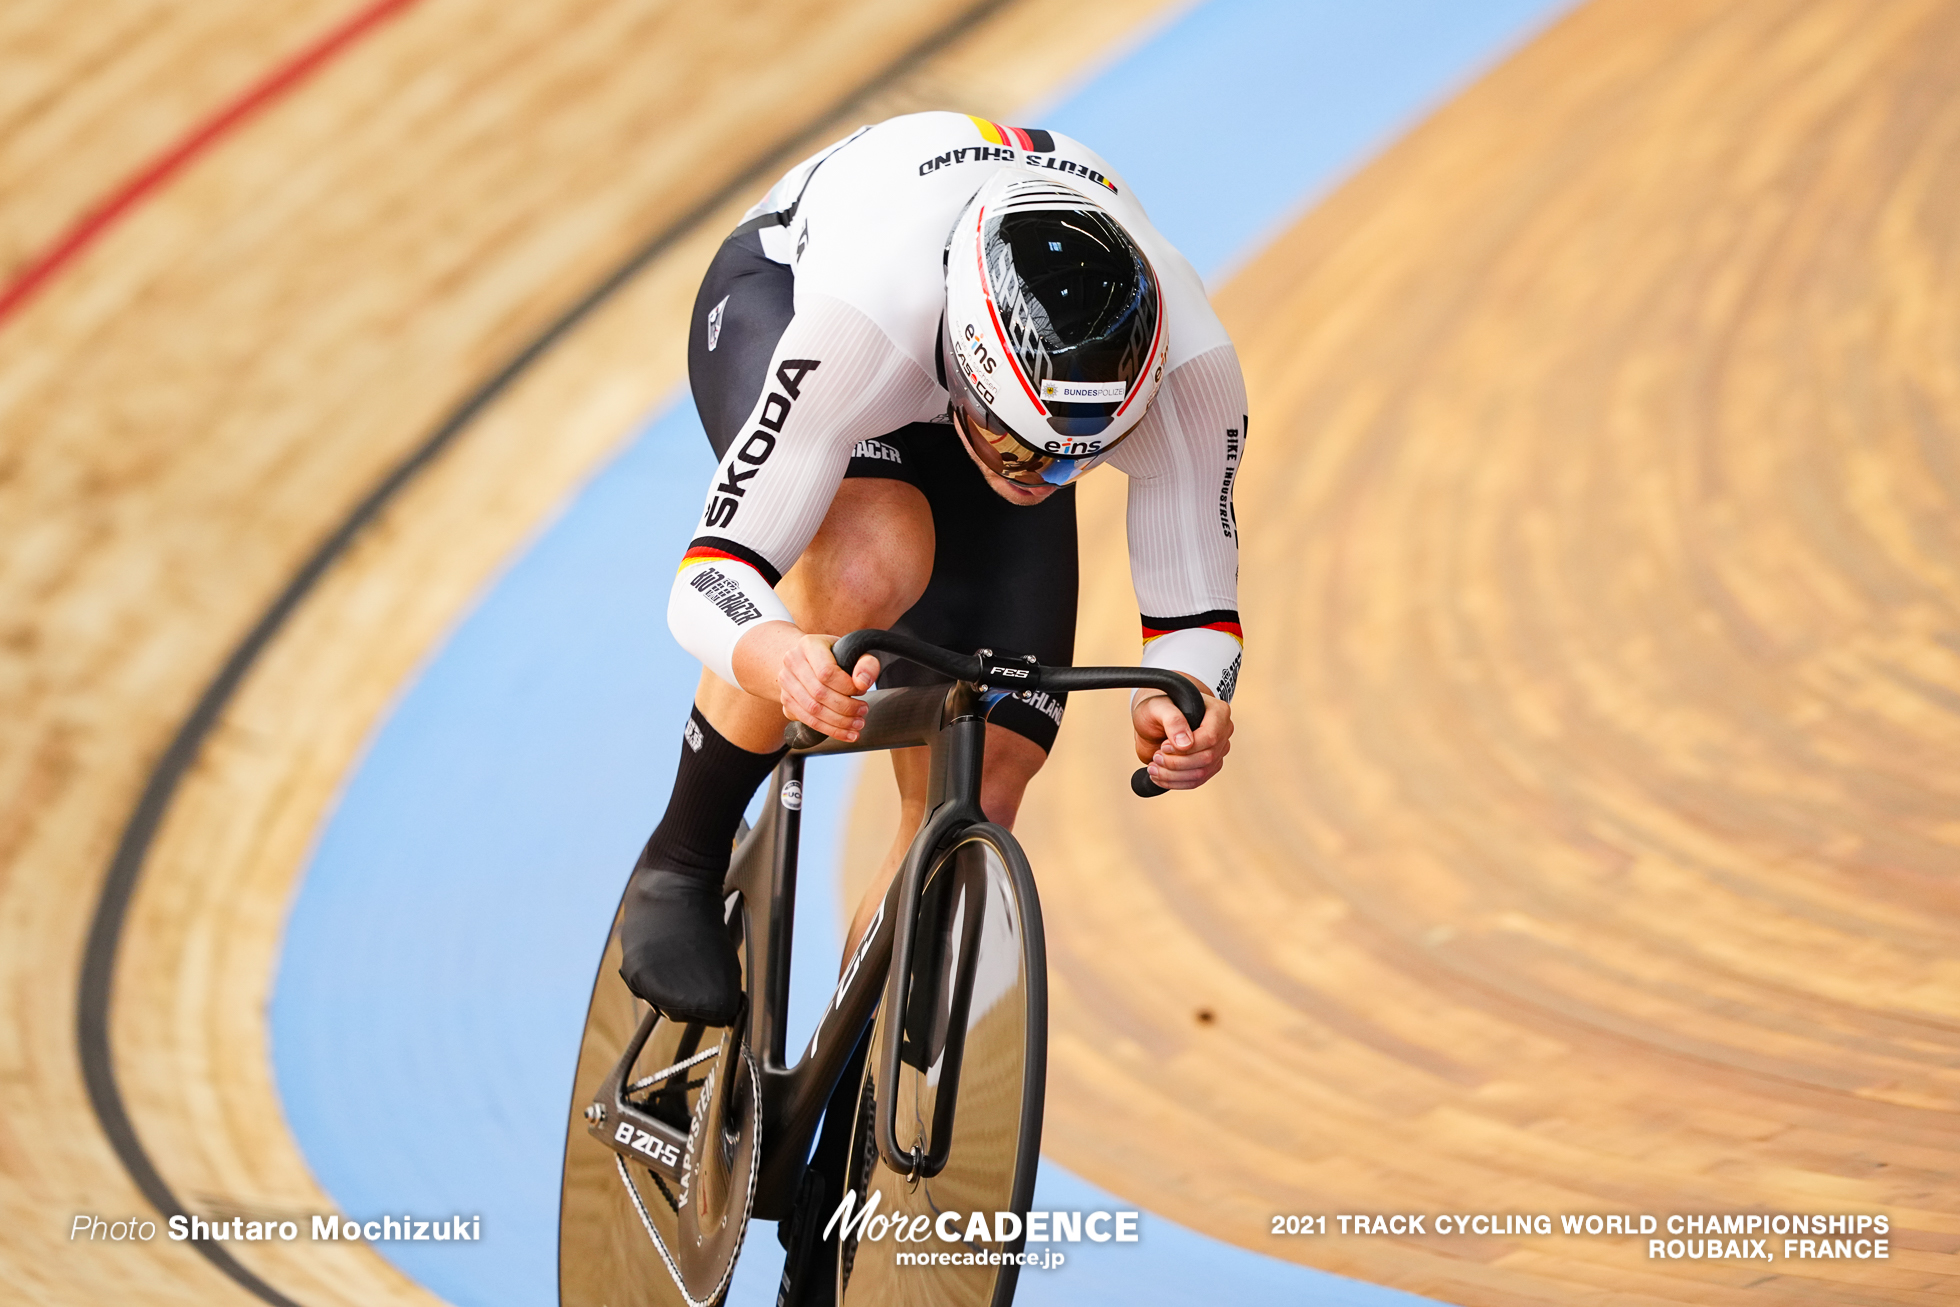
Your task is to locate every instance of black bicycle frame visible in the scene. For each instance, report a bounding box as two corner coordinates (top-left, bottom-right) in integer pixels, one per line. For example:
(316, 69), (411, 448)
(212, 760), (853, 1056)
(736, 679), (983, 1215)
(585, 631), (1208, 1219)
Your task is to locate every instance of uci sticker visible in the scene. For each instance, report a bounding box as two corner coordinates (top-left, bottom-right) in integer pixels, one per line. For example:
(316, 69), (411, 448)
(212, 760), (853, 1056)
(781, 780), (803, 810)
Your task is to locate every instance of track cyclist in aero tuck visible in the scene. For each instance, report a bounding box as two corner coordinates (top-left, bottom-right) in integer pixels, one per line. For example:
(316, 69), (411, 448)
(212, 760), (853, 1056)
(619, 111), (1248, 1026)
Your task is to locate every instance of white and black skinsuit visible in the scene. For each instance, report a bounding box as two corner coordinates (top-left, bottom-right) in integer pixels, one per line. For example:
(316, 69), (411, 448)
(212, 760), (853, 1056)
(669, 111), (1248, 746)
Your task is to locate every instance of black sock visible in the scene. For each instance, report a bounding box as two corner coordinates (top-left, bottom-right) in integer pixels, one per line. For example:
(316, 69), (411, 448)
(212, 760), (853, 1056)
(636, 707), (787, 883)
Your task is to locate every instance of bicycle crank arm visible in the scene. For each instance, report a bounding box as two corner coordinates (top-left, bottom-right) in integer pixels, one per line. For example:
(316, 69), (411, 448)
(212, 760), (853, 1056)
(583, 1007), (694, 1182)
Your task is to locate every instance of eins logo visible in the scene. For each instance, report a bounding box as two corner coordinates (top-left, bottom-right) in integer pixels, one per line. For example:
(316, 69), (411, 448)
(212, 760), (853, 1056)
(1040, 436), (1104, 456)
(954, 324), (998, 405)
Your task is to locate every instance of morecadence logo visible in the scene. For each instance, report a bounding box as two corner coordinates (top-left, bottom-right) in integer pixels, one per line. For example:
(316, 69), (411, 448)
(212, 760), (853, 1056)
(824, 1189), (1141, 1274)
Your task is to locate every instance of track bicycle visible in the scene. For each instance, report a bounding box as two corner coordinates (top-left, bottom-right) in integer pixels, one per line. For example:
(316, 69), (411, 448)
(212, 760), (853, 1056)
(557, 630), (1205, 1307)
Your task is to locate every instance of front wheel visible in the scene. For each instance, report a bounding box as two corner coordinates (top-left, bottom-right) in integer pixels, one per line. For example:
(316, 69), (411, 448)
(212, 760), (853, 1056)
(835, 824), (1047, 1307)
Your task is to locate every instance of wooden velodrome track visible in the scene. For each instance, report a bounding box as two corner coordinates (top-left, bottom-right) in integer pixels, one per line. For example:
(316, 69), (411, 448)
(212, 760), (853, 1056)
(2, 1), (1955, 1305)
(0, 2), (1190, 1301)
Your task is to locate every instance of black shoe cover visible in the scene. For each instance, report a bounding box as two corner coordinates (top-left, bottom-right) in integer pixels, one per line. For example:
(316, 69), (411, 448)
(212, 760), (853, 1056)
(619, 869), (741, 1026)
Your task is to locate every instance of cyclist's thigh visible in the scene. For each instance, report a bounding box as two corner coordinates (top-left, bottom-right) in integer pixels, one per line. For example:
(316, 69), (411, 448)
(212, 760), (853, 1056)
(687, 228), (794, 460)
(875, 424), (1079, 754)
(778, 476), (934, 634)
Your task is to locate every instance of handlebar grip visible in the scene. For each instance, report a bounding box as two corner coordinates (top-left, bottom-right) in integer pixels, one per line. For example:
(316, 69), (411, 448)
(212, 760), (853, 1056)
(784, 630), (899, 752)
(1135, 675), (1199, 798)
(1156, 678), (1206, 733)
(830, 628), (882, 672)
(830, 628), (983, 682)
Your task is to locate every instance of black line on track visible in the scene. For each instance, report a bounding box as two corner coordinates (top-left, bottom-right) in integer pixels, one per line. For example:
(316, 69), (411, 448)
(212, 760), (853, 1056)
(76, 3), (1010, 1303)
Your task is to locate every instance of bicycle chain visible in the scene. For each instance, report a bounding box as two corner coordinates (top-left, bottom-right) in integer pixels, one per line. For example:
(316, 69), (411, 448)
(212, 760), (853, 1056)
(838, 1071), (879, 1292)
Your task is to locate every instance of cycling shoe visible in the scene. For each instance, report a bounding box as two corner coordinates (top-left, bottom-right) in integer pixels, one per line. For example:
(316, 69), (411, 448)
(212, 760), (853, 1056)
(618, 868), (741, 1026)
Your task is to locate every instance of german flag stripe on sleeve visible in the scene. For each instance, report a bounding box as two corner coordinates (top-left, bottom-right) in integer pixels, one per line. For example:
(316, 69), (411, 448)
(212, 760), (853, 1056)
(1141, 609), (1243, 643)
(679, 535), (782, 588)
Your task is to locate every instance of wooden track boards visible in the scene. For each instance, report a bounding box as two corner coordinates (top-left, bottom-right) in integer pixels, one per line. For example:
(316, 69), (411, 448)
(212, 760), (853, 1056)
(12, 0), (1959, 1303)
(990, 0), (1960, 1303)
(0, 1), (1182, 1302)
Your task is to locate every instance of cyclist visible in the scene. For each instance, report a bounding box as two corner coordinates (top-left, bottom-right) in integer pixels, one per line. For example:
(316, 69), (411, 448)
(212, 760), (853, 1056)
(622, 112), (1246, 1025)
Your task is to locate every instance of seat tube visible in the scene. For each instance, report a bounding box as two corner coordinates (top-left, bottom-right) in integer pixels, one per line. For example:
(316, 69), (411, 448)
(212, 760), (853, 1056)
(763, 753), (803, 1067)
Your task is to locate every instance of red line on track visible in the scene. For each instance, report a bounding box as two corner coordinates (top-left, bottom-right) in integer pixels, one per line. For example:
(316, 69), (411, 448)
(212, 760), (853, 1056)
(0, 0), (423, 328)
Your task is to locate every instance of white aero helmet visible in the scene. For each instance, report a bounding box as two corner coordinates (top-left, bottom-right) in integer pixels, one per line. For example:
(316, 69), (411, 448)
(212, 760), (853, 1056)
(941, 169), (1167, 487)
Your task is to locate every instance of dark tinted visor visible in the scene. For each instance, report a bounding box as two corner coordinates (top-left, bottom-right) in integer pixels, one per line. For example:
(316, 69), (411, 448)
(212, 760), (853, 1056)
(986, 209), (1159, 437)
(950, 402), (1113, 488)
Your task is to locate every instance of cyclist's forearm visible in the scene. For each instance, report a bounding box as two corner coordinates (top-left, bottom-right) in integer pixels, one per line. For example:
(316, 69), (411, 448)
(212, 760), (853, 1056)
(1139, 623), (1241, 704)
(728, 620), (802, 699)
(667, 550), (795, 686)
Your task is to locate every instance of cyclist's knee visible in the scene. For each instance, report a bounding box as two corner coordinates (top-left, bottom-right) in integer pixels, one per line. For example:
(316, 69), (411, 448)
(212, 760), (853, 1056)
(783, 480), (932, 629)
(833, 551), (929, 628)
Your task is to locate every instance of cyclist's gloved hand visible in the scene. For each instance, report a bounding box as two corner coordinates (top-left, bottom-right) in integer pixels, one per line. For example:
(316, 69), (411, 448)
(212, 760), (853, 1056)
(1132, 678), (1232, 791)
(619, 868), (741, 1026)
